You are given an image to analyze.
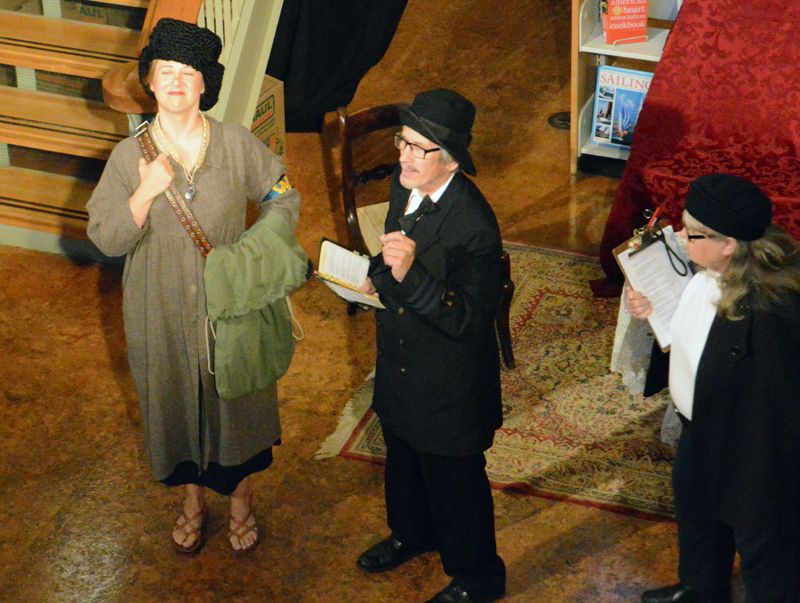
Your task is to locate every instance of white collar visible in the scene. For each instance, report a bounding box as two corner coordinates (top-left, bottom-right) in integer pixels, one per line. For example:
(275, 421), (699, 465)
(405, 173), (456, 215)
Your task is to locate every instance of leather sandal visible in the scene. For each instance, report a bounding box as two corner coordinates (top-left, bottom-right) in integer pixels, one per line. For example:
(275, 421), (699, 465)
(172, 506), (206, 554)
(228, 509), (258, 552)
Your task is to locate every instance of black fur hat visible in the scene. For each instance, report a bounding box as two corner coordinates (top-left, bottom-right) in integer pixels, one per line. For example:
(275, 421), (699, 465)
(139, 18), (225, 111)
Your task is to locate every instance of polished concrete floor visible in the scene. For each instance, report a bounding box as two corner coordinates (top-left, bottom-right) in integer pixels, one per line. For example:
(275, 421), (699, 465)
(0, 1), (748, 602)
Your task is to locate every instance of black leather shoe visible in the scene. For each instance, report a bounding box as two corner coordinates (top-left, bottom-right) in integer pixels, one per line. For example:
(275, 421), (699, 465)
(641, 583), (732, 603)
(356, 535), (433, 573)
(424, 583), (505, 603)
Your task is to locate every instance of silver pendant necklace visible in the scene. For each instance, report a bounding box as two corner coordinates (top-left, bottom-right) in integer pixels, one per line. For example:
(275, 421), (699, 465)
(152, 113), (209, 202)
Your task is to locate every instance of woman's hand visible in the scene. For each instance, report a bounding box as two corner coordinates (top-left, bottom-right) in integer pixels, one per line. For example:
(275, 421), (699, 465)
(137, 153), (174, 198)
(129, 154), (174, 228)
(625, 286), (654, 319)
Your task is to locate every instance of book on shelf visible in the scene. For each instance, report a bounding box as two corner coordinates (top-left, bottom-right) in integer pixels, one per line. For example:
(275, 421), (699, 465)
(601, 0), (648, 45)
(591, 65), (653, 149)
(316, 239), (385, 309)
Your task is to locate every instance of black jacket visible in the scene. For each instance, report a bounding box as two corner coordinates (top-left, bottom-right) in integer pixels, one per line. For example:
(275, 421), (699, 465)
(685, 294), (800, 538)
(369, 170), (504, 456)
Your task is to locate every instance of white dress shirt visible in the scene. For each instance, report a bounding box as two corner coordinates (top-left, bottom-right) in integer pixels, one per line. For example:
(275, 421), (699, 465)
(404, 173), (456, 215)
(669, 270), (722, 420)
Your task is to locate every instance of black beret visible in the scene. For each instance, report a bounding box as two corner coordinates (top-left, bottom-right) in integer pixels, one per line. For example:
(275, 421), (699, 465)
(139, 18), (225, 111)
(685, 173), (773, 241)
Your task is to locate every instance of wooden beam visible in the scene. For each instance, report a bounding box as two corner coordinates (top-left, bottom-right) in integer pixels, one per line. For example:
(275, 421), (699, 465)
(138, 0), (202, 53)
(0, 85), (129, 158)
(0, 204), (90, 240)
(93, 0), (149, 8)
(0, 164), (94, 239)
(0, 11), (140, 78)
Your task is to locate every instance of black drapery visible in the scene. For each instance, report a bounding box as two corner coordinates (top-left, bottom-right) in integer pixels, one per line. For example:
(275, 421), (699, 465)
(266, 0), (408, 132)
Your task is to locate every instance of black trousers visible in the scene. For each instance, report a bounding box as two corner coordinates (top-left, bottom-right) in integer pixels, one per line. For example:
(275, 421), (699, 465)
(672, 424), (799, 603)
(382, 425), (506, 592)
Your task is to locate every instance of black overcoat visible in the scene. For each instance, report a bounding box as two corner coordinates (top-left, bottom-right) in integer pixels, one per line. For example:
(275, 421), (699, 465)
(687, 294), (800, 539)
(369, 170), (504, 457)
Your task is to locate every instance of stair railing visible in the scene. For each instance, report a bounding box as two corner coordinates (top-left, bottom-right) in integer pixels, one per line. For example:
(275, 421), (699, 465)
(199, 0), (284, 129)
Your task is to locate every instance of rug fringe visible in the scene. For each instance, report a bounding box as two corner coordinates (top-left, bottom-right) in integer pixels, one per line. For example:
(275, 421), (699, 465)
(314, 382), (373, 459)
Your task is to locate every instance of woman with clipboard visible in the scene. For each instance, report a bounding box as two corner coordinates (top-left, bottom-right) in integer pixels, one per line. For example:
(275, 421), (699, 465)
(625, 174), (800, 603)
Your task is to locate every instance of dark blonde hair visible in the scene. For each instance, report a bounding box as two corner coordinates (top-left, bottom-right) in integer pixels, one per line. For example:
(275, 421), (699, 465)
(684, 210), (800, 319)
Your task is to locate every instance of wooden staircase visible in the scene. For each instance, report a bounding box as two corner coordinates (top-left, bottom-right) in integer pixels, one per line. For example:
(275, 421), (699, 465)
(0, 1), (142, 239)
(0, 0), (284, 246)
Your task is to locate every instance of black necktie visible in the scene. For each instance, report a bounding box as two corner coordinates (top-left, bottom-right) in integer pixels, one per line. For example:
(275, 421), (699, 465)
(398, 195), (437, 234)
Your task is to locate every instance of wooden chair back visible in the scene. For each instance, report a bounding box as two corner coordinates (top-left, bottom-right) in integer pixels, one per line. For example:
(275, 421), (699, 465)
(338, 103), (407, 256)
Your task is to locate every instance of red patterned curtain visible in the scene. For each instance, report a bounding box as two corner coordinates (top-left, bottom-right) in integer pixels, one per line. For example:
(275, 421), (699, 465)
(598, 0), (800, 287)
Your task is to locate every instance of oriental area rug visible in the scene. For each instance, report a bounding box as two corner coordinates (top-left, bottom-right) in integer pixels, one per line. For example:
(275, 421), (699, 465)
(317, 243), (676, 519)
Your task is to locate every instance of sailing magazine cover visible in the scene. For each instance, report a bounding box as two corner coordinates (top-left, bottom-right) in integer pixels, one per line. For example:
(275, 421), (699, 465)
(591, 65), (653, 149)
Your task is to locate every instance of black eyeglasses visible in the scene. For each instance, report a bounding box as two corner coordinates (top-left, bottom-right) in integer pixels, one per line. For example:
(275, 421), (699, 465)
(394, 133), (440, 159)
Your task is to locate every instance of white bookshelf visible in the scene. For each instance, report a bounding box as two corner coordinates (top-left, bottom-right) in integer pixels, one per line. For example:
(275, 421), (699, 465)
(580, 24), (670, 61)
(570, 0), (683, 172)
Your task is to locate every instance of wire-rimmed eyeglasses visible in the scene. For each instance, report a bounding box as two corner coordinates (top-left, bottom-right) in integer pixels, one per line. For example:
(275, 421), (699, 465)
(394, 133), (440, 160)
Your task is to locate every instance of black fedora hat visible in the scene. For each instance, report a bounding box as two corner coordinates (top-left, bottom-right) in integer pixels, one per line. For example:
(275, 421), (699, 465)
(139, 18), (225, 112)
(400, 89), (477, 176)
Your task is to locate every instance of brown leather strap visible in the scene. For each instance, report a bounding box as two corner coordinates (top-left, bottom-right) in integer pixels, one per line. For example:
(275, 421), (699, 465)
(134, 123), (213, 257)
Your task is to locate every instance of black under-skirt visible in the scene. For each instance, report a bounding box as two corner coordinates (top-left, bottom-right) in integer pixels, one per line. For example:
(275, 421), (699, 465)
(160, 442), (278, 496)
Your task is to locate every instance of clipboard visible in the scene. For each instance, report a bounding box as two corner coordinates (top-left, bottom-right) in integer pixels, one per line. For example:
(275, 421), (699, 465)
(613, 219), (693, 351)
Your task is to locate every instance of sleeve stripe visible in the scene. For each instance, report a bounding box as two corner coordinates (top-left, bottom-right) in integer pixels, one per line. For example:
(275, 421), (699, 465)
(406, 271), (442, 312)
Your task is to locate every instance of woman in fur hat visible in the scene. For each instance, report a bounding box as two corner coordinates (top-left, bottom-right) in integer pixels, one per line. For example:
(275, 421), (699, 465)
(87, 18), (302, 554)
(626, 174), (800, 603)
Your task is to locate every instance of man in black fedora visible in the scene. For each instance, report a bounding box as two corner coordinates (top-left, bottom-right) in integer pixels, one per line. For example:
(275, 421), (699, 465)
(357, 88), (506, 603)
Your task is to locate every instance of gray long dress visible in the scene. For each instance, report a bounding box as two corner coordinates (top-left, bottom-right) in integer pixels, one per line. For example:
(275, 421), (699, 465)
(87, 117), (300, 482)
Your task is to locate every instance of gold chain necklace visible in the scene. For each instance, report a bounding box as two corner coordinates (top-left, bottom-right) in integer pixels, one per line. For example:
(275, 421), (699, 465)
(152, 113), (209, 201)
